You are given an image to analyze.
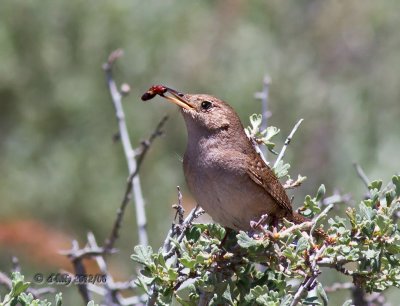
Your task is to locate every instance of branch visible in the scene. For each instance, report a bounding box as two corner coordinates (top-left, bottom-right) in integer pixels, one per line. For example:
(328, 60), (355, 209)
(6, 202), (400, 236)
(103, 49), (148, 247)
(130, 115), (169, 179)
(290, 274), (318, 306)
(274, 119), (304, 168)
(87, 233), (121, 306)
(163, 205), (205, 259)
(69, 240), (91, 304)
(278, 221), (314, 238)
(254, 75), (272, 157)
(321, 192), (352, 206)
(353, 163), (370, 190)
(324, 282), (354, 293)
(105, 115), (168, 251)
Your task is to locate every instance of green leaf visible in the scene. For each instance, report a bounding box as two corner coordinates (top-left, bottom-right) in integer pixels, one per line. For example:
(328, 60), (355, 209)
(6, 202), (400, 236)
(131, 245), (153, 266)
(186, 226), (202, 242)
(279, 294), (293, 306)
(317, 282), (328, 306)
(304, 296), (321, 305)
(55, 293), (62, 306)
(167, 268), (179, 281)
(135, 273), (153, 294)
(264, 126), (280, 141)
(392, 175), (400, 196)
(295, 236), (309, 253)
(315, 184), (326, 202)
(364, 249), (376, 260)
(359, 202), (374, 220)
(368, 180), (382, 191)
(195, 252), (210, 264)
(273, 160), (290, 178)
(222, 284), (234, 305)
(180, 255), (197, 269)
(387, 244), (400, 253)
(207, 224), (226, 241)
(236, 231), (258, 248)
(250, 114), (262, 128)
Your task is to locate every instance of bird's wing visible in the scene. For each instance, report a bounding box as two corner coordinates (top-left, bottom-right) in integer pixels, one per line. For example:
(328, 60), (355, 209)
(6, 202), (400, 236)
(246, 153), (293, 212)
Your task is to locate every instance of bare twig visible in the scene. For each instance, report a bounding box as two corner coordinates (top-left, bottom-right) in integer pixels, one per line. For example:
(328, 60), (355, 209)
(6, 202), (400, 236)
(69, 240), (91, 304)
(278, 221), (314, 237)
(321, 192), (352, 206)
(353, 163), (370, 190)
(103, 49), (148, 247)
(173, 186), (185, 227)
(290, 275), (318, 306)
(130, 115), (168, 179)
(324, 282), (354, 292)
(254, 75), (272, 157)
(274, 119), (304, 168)
(163, 205), (205, 259)
(164, 205), (204, 259)
(105, 115), (168, 251)
(146, 284), (158, 306)
(87, 233), (120, 306)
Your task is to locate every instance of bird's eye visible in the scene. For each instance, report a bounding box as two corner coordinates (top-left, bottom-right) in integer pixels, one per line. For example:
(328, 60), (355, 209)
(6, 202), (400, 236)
(201, 101), (212, 110)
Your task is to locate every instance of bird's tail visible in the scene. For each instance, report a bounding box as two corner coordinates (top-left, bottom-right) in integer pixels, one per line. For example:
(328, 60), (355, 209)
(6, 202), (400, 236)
(290, 211), (309, 224)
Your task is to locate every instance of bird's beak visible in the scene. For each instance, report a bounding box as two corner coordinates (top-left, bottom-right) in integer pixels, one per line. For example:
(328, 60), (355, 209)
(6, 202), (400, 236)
(161, 87), (194, 110)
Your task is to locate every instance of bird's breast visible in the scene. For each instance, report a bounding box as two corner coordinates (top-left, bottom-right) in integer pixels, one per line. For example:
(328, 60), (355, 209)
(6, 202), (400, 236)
(183, 148), (279, 230)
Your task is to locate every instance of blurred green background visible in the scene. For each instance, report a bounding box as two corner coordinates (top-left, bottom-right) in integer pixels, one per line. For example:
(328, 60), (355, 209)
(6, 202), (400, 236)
(1, 0), (399, 304)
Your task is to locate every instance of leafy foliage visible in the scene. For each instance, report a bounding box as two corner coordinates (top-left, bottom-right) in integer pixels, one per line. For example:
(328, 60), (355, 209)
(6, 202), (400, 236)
(130, 117), (400, 305)
(0, 272), (62, 306)
(132, 175), (400, 305)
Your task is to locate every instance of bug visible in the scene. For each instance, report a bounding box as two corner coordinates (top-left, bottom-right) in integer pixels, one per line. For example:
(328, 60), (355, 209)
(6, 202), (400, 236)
(141, 85), (167, 101)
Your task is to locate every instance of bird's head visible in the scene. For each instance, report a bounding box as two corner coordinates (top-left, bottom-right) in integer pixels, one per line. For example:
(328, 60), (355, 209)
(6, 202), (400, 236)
(146, 86), (242, 133)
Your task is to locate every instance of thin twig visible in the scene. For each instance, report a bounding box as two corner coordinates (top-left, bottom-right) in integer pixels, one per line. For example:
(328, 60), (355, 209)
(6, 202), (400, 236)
(274, 119), (304, 168)
(162, 188), (186, 253)
(278, 221), (314, 237)
(105, 115), (168, 251)
(0, 272), (12, 290)
(69, 240), (91, 304)
(172, 186), (185, 228)
(290, 275), (318, 306)
(87, 233), (120, 306)
(353, 163), (370, 190)
(324, 282), (354, 293)
(164, 205), (204, 259)
(103, 49), (148, 245)
(130, 115), (169, 179)
(321, 192), (352, 206)
(254, 75), (271, 157)
(146, 284), (158, 306)
(103, 49), (148, 247)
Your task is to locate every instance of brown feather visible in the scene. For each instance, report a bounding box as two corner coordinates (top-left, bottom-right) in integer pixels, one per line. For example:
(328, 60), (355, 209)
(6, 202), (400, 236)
(246, 153), (293, 213)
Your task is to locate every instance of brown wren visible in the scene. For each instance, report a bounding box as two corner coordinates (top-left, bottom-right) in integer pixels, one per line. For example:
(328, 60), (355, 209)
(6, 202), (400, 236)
(142, 85), (308, 231)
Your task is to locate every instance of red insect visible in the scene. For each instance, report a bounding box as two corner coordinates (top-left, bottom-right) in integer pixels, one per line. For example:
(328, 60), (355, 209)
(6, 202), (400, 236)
(141, 85), (167, 101)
